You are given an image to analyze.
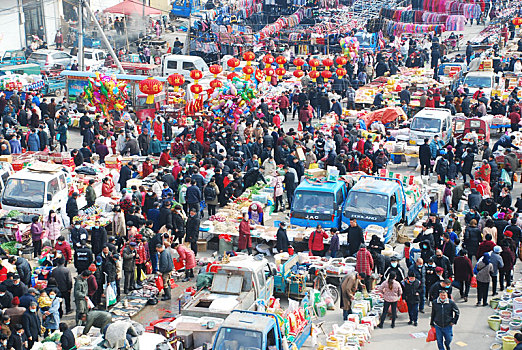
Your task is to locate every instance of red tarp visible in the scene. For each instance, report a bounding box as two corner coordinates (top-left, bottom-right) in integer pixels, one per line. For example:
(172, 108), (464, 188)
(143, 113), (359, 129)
(361, 107), (407, 127)
(103, 0), (162, 15)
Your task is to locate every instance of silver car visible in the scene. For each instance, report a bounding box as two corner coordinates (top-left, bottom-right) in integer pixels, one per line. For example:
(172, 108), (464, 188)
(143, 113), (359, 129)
(28, 49), (73, 71)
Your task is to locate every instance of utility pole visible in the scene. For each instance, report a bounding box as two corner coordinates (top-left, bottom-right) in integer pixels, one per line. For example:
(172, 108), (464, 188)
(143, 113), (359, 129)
(82, 0), (125, 73)
(78, 0), (84, 71)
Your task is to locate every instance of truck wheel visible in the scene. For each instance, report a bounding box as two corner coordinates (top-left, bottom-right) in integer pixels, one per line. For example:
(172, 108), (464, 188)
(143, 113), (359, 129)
(55, 89), (62, 97)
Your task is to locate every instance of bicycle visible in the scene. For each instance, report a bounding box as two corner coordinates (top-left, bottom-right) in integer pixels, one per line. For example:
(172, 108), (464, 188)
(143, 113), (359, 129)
(313, 268), (340, 304)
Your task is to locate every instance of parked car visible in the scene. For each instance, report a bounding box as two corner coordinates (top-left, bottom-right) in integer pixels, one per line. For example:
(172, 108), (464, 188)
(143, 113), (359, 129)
(28, 49), (73, 71)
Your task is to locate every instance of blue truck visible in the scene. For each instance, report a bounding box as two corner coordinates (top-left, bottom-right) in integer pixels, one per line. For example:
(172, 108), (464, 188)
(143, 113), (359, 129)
(290, 179), (348, 229)
(342, 176), (424, 243)
(354, 31), (380, 51)
(212, 310), (311, 350)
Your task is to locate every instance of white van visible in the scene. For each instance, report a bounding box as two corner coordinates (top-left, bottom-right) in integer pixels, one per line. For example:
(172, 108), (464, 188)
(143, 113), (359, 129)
(81, 49), (107, 71)
(463, 71), (497, 99)
(1, 164), (74, 216)
(161, 54), (209, 80)
(409, 108), (453, 146)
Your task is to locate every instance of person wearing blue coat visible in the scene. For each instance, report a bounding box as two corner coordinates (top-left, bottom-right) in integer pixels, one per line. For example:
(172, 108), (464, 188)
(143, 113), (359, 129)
(42, 289), (61, 336)
(429, 135), (445, 159)
(27, 129), (40, 151)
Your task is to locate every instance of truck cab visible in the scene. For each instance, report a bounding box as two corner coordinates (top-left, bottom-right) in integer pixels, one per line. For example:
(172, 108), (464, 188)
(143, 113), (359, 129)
(213, 310), (311, 350)
(181, 256), (274, 319)
(354, 32), (379, 51)
(462, 70), (497, 100)
(409, 108), (453, 146)
(1, 164), (72, 216)
(290, 180), (348, 229)
(81, 49), (107, 71)
(160, 54), (209, 80)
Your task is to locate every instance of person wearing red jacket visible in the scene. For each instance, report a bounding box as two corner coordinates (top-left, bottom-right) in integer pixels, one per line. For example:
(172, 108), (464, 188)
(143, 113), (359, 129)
(159, 149), (171, 167)
(477, 233), (496, 259)
(142, 158), (153, 178)
(309, 225), (328, 256)
(277, 93), (290, 122)
(174, 243), (196, 281)
(509, 109), (521, 132)
(357, 138), (365, 154)
(55, 236), (72, 266)
(101, 177), (115, 198)
(135, 235), (148, 285)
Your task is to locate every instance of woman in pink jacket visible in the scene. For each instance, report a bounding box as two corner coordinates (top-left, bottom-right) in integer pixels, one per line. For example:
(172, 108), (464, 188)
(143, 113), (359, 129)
(174, 243), (196, 281)
(377, 271), (402, 329)
(44, 210), (62, 246)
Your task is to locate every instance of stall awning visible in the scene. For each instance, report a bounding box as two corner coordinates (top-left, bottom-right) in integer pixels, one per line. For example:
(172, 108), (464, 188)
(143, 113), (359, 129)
(103, 0), (162, 15)
(361, 107), (407, 127)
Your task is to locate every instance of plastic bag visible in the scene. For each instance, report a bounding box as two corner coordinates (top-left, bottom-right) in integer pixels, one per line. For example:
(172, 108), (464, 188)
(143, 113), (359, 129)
(86, 297), (95, 309)
(471, 276), (477, 288)
(155, 275), (164, 291)
(397, 298), (408, 313)
(321, 290), (335, 310)
(501, 169), (512, 186)
(106, 283), (117, 307)
(426, 327), (436, 342)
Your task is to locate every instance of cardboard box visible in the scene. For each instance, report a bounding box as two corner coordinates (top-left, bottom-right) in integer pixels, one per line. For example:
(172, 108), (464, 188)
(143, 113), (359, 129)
(305, 168), (326, 179)
(154, 322), (176, 339)
(0, 155), (12, 163)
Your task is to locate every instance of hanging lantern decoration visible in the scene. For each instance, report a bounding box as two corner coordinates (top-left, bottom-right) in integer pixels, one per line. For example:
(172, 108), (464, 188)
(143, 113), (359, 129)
(210, 79), (223, 90)
(275, 67), (286, 80)
(227, 72), (240, 80)
(138, 77), (163, 104)
(322, 58), (334, 69)
(190, 69), (203, 82)
(243, 51), (256, 62)
(336, 56), (348, 67)
(263, 54), (275, 66)
(513, 17), (522, 26)
(167, 73), (185, 92)
(293, 58), (305, 69)
(242, 65), (255, 80)
(308, 70), (320, 82)
(309, 59), (321, 69)
(336, 68), (347, 78)
(190, 84), (203, 99)
(209, 64), (223, 78)
(264, 67), (275, 81)
(321, 70), (333, 82)
(293, 70), (305, 79)
(227, 58), (240, 71)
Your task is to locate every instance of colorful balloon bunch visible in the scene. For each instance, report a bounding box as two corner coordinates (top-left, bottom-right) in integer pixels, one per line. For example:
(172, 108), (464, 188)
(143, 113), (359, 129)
(340, 37), (359, 60)
(83, 73), (128, 117)
(208, 77), (257, 127)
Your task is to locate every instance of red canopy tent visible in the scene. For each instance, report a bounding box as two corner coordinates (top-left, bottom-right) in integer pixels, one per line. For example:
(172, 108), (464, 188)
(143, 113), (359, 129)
(361, 107), (407, 127)
(103, 0), (162, 15)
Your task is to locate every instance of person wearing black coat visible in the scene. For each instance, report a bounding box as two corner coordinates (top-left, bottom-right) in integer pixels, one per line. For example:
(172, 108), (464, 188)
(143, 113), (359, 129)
(479, 198), (498, 217)
(401, 272), (422, 326)
(59, 323), (76, 350)
(276, 222), (289, 253)
(441, 233), (456, 263)
(119, 164), (132, 190)
(74, 242), (93, 274)
(506, 219), (522, 246)
(7, 257), (31, 287)
(90, 224), (107, 256)
(65, 193), (79, 224)
(461, 149), (475, 183)
(171, 206), (185, 245)
(427, 215), (444, 249)
(463, 222), (482, 261)
(7, 325), (27, 350)
(419, 139), (431, 175)
(158, 202), (173, 230)
(185, 208), (201, 256)
(414, 224), (435, 249)
(22, 304), (40, 349)
(283, 167), (296, 209)
(433, 250), (453, 278)
(342, 218), (364, 257)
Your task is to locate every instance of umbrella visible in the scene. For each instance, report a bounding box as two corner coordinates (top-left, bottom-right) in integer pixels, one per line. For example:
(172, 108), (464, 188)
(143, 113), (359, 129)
(103, 0), (162, 15)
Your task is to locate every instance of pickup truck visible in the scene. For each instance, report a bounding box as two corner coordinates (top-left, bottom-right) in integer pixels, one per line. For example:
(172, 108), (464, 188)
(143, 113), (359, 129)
(342, 176), (424, 243)
(290, 179), (348, 229)
(181, 255), (274, 319)
(212, 310), (311, 350)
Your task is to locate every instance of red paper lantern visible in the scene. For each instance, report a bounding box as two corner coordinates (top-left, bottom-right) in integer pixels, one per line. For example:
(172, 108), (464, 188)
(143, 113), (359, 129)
(210, 79), (223, 89)
(309, 59), (321, 68)
(138, 77), (163, 104)
(227, 58), (240, 69)
(242, 66), (255, 76)
(321, 70), (333, 80)
(243, 51), (256, 62)
(276, 56), (287, 65)
(209, 65), (223, 76)
(336, 56), (348, 66)
(275, 67), (286, 77)
(264, 67), (275, 81)
(336, 68), (347, 77)
(190, 69), (203, 81)
(513, 17), (522, 25)
(395, 85), (402, 92)
(263, 54), (275, 65)
(227, 72), (240, 80)
(293, 70), (305, 78)
(293, 58), (305, 68)
(322, 58), (334, 68)
(190, 84), (203, 97)
(168, 73), (185, 87)
(308, 70), (320, 81)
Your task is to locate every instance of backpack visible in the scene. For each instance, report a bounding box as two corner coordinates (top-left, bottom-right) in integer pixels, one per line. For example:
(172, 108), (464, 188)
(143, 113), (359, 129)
(204, 185), (216, 201)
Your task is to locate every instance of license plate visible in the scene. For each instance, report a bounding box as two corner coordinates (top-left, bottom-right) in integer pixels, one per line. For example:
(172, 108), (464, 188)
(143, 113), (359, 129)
(409, 140), (416, 145)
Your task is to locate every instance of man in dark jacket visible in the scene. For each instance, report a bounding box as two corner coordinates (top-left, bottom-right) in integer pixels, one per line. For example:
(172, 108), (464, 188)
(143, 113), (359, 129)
(51, 257), (72, 314)
(401, 271), (422, 326)
(74, 240), (93, 274)
(419, 138), (431, 176)
(186, 208), (201, 255)
(122, 242), (137, 294)
(59, 323), (76, 350)
(119, 164), (132, 190)
(90, 221), (107, 256)
(0, 285), (12, 309)
(156, 244), (173, 300)
(342, 218), (364, 257)
(7, 257), (31, 287)
(441, 233), (456, 264)
(185, 180), (202, 214)
(430, 289), (459, 350)
(408, 258), (426, 313)
(65, 192), (79, 224)
(158, 202), (173, 230)
(22, 302), (40, 349)
(433, 249), (453, 277)
(283, 166), (296, 209)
